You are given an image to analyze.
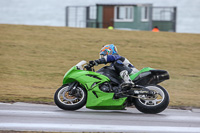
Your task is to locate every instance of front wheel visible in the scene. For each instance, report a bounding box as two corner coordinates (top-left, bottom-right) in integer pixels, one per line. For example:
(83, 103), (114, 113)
(54, 84), (87, 110)
(134, 85), (169, 114)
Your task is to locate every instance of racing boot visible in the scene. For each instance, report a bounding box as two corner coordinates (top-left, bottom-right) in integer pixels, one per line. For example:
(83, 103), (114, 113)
(119, 70), (135, 91)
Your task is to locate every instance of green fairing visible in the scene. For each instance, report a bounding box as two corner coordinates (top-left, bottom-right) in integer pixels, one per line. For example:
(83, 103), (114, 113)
(63, 66), (108, 85)
(130, 67), (154, 80)
(86, 88), (127, 110)
(62, 66), (153, 110)
(63, 66), (127, 110)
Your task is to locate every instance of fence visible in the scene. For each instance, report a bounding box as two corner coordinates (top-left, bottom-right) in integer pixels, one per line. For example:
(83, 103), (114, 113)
(66, 6), (96, 28)
(152, 7), (177, 32)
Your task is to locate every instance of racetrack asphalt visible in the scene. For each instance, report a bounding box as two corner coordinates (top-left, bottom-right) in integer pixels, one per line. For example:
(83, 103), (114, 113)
(0, 102), (200, 133)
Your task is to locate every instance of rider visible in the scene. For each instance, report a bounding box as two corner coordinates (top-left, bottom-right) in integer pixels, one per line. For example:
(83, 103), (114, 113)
(89, 44), (139, 87)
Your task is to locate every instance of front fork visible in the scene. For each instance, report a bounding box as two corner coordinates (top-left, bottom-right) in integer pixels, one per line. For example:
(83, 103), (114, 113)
(67, 82), (79, 95)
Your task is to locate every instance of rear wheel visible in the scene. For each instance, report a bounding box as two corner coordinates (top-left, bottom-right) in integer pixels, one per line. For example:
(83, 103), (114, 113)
(54, 84), (87, 110)
(134, 85), (169, 114)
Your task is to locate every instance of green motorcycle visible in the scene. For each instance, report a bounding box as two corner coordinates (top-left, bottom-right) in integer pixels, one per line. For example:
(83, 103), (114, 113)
(54, 60), (170, 114)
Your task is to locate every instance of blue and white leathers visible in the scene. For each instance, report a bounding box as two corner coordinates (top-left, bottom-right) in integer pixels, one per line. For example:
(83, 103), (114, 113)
(102, 54), (139, 74)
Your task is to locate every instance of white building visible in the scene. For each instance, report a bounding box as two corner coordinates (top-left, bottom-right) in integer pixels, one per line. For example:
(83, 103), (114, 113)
(0, 0), (200, 33)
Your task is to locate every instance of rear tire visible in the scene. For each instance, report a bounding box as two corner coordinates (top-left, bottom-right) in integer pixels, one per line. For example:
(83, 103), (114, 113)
(134, 85), (169, 114)
(54, 84), (87, 110)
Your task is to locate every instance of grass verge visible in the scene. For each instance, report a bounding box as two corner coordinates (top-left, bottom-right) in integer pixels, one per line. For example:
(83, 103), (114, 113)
(0, 24), (200, 107)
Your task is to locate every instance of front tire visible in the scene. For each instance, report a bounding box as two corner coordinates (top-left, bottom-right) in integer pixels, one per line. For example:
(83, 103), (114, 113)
(54, 84), (87, 110)
(134, 85), (169, 114)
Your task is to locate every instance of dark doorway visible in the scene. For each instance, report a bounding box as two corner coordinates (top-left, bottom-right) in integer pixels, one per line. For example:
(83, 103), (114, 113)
(103, 6), (114, 28)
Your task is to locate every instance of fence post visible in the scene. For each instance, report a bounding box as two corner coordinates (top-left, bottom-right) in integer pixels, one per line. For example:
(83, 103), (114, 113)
(173, 7), (177, 32)
(86, 7), (90, 27)
(65, 7), (69, 27)
(149, 5), (153, 31)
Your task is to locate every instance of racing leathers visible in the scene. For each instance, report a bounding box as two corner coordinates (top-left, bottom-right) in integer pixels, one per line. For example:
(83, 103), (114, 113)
(90, 54), (139, 85)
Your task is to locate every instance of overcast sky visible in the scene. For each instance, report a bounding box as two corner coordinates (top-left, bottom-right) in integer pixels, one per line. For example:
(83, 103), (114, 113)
(0, 0), (200, 33)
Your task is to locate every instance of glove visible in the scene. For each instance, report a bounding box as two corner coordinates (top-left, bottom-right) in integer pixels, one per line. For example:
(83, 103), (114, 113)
(89, 60), (98, 67)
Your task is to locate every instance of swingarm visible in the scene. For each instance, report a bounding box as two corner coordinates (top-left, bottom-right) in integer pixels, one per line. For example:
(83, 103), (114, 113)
(115, 85), (157, 99)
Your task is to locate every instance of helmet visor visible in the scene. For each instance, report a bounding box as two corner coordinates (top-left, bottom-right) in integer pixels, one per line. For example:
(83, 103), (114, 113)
(100, 50), (107, 56)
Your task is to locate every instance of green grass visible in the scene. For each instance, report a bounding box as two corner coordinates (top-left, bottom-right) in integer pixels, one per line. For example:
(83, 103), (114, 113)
(0, 24), (200, 107)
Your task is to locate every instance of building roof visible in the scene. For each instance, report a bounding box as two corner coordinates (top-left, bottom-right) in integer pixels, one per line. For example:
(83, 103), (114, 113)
(96, 3), (152, 6)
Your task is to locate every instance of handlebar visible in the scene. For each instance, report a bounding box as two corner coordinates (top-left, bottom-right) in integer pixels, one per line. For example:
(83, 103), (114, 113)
(84, 64), (95, 72)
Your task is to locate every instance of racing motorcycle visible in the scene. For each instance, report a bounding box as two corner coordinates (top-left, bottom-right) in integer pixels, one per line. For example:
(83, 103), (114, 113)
(54, 60), (170, 114)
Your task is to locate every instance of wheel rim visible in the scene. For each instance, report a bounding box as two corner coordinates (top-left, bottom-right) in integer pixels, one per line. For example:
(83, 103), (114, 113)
(138, 86), (165, 106)
(57, 86), (85, 105)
